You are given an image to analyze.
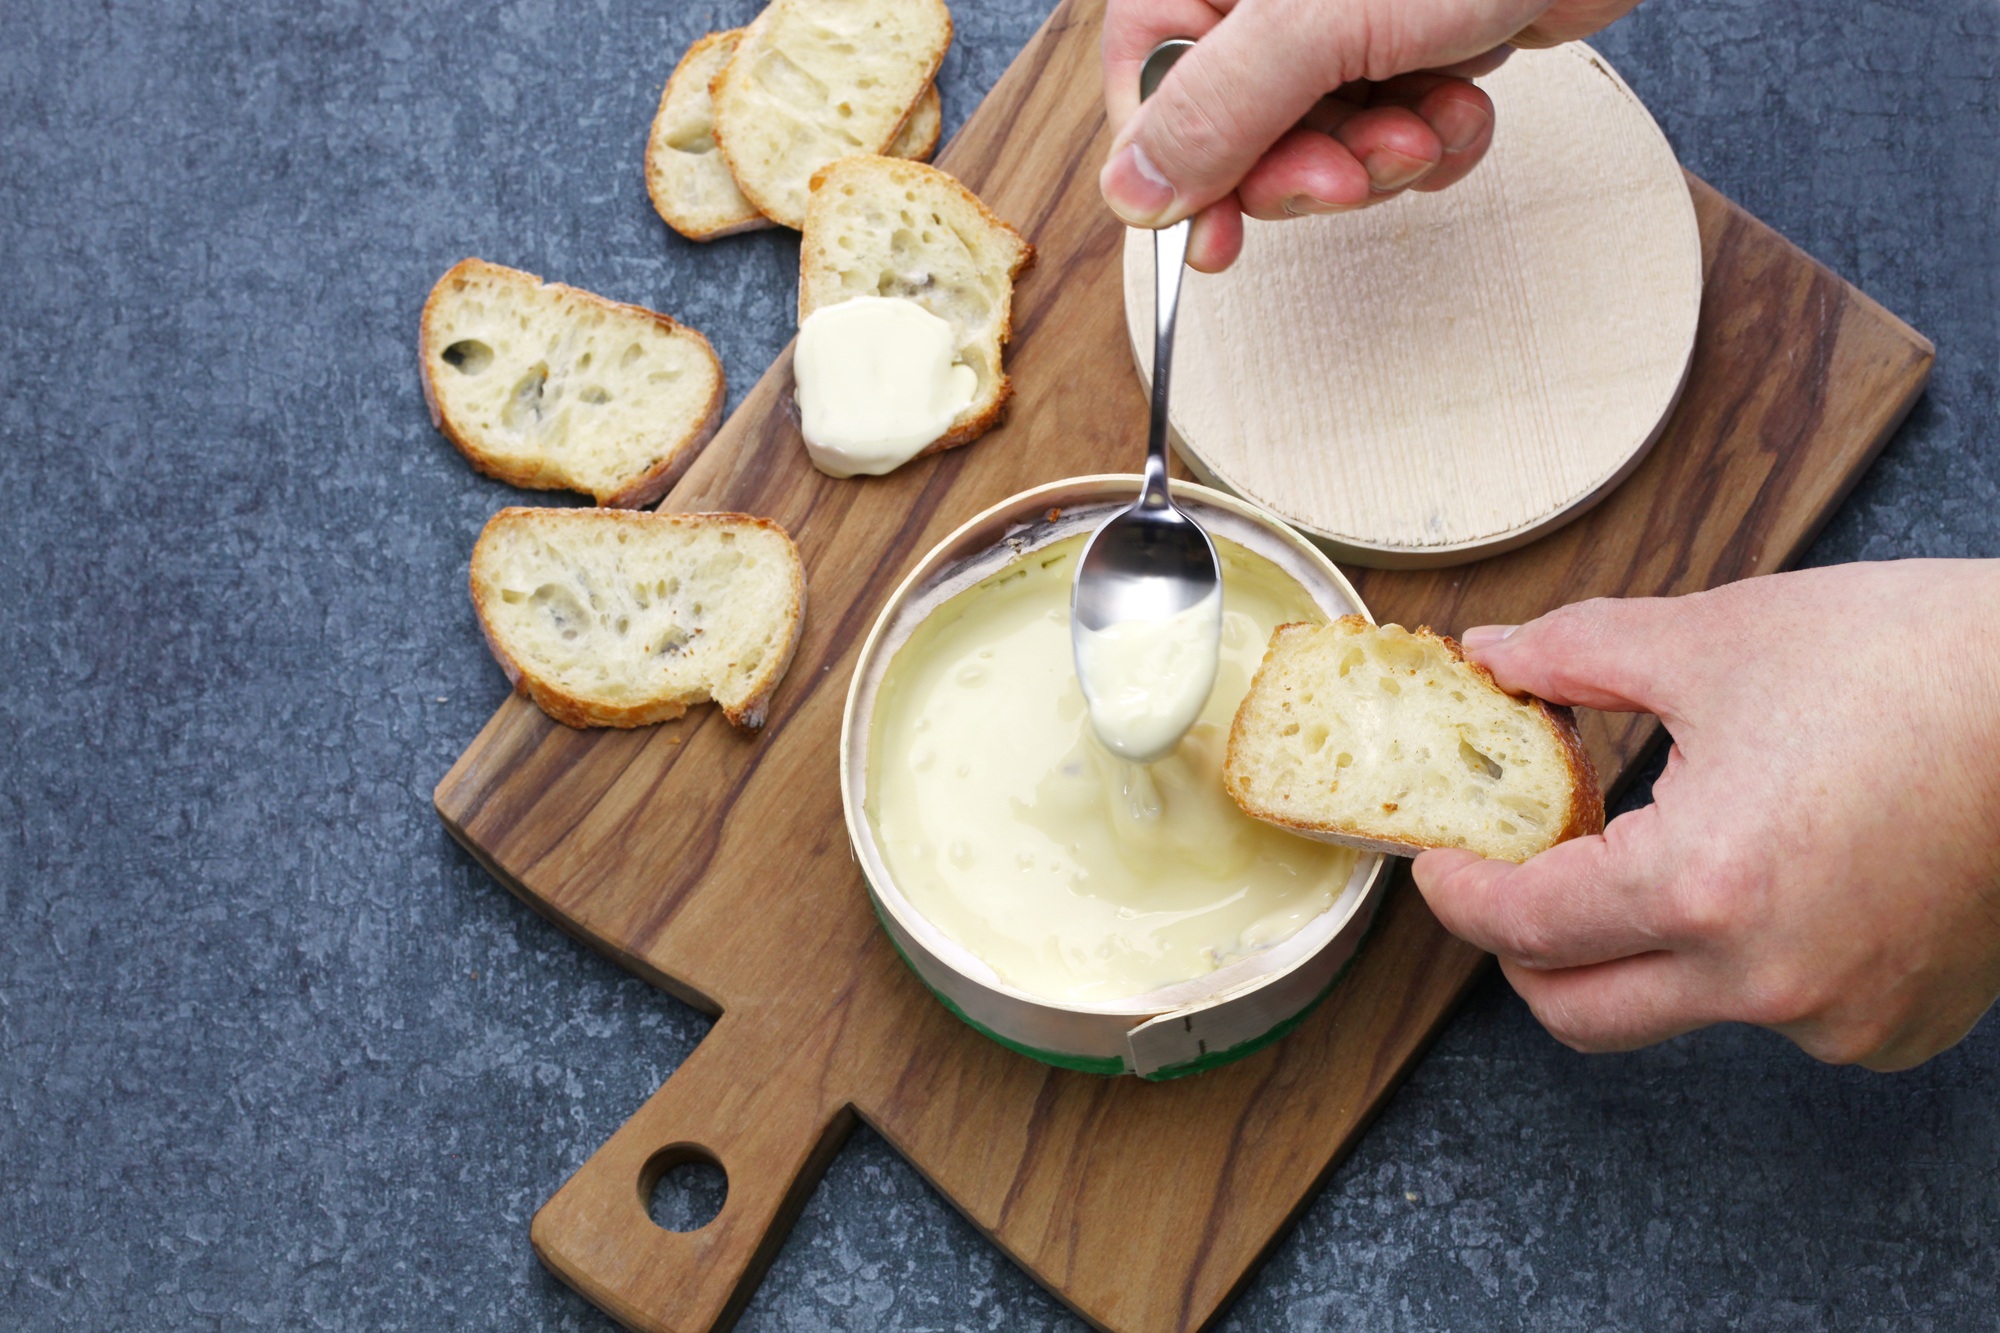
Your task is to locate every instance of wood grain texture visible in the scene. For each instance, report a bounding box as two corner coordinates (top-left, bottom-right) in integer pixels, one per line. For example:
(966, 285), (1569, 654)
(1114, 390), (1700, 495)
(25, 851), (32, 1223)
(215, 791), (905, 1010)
(1124, 43), (1705, 566)
(433, 3), (1933, 1329)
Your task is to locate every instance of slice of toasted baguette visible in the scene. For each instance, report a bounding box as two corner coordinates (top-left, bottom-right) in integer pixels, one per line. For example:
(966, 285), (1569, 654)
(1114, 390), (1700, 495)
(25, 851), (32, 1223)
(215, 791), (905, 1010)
(646, 32), (773, 242)
(469, 508), (806, 730)
(1224, 618), (1603, 862)
(420, 259), (724, 508)
(646, 30), (942, 241)
(710, 0), (951, 229)
(799, 156), (1035, 456)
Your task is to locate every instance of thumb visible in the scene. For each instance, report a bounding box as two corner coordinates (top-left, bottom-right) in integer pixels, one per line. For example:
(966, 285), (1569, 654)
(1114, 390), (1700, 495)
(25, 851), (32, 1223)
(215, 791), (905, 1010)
(1100, 5), (1333, 227)
(1458, 596), (1695, 721)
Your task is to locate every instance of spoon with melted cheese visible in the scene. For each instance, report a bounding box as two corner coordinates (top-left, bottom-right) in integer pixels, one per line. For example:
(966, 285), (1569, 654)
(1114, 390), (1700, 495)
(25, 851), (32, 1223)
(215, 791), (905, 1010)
(1070, 38), (1222, 763)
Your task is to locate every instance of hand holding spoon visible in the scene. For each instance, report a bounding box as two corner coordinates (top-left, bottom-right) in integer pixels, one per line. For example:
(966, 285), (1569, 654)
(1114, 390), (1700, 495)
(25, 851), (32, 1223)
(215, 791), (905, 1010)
(1071, 38), (1223, 765)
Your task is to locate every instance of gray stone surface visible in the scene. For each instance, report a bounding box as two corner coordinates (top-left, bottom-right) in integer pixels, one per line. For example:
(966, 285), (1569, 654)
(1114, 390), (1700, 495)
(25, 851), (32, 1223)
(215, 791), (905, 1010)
(1, 0), (1994, 1328)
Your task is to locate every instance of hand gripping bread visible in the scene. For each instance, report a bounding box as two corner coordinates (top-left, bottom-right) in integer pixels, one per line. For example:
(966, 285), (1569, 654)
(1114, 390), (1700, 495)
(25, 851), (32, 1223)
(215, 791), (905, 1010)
(710, 0), (952, 228)
(469, 508), (806, 731)
(800, 156), (1034, 454)
(1224, 618), (1603, 862)
(646, 29), (942, 241)
(420, 259), (724, 507)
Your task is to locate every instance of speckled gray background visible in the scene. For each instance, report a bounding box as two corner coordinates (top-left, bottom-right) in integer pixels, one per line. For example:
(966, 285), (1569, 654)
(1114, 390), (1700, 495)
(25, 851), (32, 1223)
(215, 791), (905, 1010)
(3, 0), (1996, 1328)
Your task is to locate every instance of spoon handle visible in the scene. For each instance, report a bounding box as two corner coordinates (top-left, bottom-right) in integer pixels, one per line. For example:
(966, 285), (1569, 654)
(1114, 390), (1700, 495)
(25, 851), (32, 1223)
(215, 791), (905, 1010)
(1135, 37), (1196, 514)
(1144, 218), (1190, 511)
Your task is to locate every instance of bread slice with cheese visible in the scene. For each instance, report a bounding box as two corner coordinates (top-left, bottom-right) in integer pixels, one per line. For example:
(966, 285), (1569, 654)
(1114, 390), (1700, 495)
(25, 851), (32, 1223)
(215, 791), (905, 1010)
(469, 507), (806, 730)
(1224, 618), (1603, 863)
(646, 29), (942, 241)
(420, 259), (724, 508)
(799, 156), (1034, 455)
(710, 0), (952, 229)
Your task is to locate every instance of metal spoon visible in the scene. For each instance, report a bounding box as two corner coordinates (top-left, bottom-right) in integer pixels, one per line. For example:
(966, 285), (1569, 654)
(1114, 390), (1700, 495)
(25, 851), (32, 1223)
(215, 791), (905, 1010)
(1071, 38), (1222, 762)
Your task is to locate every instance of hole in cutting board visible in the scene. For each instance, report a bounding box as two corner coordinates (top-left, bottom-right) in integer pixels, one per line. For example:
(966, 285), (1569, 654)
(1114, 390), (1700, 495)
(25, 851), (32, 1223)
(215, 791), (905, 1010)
(642, 1146), (727, 1233)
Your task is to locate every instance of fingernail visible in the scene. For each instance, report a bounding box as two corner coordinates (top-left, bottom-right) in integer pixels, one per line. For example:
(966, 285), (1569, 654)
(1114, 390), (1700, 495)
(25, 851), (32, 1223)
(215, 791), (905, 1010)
(1460, 624), (1518, 651)
(1430, 99), (1490, 155)
(1365, 148), (1433, 193)
(1280, 195), (1356, 217)
(1102, 141), (1178, 225)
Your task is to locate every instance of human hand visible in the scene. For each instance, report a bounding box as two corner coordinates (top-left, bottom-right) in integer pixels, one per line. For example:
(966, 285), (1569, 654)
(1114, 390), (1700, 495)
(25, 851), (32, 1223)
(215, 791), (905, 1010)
(1101, 0), (1644, 270)
(1411, 562), (2000, 1071)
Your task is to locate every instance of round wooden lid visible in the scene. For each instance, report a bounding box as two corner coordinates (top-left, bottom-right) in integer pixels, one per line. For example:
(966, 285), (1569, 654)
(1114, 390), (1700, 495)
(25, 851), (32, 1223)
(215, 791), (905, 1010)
(1123, 44), (1703, 568)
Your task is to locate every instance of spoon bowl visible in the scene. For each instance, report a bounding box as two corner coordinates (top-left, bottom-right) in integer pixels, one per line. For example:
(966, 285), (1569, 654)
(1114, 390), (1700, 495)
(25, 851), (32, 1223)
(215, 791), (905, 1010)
(1071, 490), (1218, 629)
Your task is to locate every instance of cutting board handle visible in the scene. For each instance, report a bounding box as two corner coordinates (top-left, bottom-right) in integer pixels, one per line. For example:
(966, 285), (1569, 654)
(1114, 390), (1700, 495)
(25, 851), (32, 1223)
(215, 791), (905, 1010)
(529, 1016), (847, 1333)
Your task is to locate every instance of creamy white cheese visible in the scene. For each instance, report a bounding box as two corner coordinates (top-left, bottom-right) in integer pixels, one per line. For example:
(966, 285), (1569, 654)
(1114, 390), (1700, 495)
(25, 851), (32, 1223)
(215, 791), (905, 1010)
(794, 296), (977, 478)
(1074, 586), (1223, 762)
(866, 536), (1357, 1005)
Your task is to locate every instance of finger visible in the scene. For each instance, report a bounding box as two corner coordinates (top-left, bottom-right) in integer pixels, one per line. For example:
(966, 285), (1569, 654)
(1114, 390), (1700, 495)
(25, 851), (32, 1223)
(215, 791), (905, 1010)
(1501, 951), (1720, 1052)
(1186, 196), (1245, 271)
(1101, 18), (1324, 225)
(1102, 0), (1561, 225)
(1102, 0), (1395, 226)
(1456, 597), (1695, 721)
(1327, 104), (1444, 195)
(1103, 1), (1544, 225)
(1238, 76), (1494, 218)
(1099, 0), (1228, 137)
(1379, 77), (1496, 194)
(1298, 91), (1366, 137)
(1235, 128), (1373, 220)
(1414, 805), (1676, 970)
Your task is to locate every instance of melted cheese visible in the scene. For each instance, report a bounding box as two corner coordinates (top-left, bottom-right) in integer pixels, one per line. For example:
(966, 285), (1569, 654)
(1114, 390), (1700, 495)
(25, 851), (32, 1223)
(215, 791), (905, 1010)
(1074, 585), (1222, 761)
(866, 535), (1358, 1005)
(794, 296), (977, 478)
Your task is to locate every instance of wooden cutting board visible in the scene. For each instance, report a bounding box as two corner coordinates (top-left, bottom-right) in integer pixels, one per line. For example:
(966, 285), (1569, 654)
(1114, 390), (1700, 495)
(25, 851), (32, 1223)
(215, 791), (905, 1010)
(432, 3), (1933, 1329)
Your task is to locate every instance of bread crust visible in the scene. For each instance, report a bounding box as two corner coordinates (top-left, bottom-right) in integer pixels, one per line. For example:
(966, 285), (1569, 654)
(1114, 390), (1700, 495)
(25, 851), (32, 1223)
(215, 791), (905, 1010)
(706, 4), (770, 104)
(648, 32), (941, 239)
(893, 83), (944, 162)
(798, 157), (1037, 457)
(468, 507), (806, 731)
(1223, 616), (1604, 860)
(418, 258), (725, 507)
(710, 0), (952, 229)
(645, 31), (775, 242)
